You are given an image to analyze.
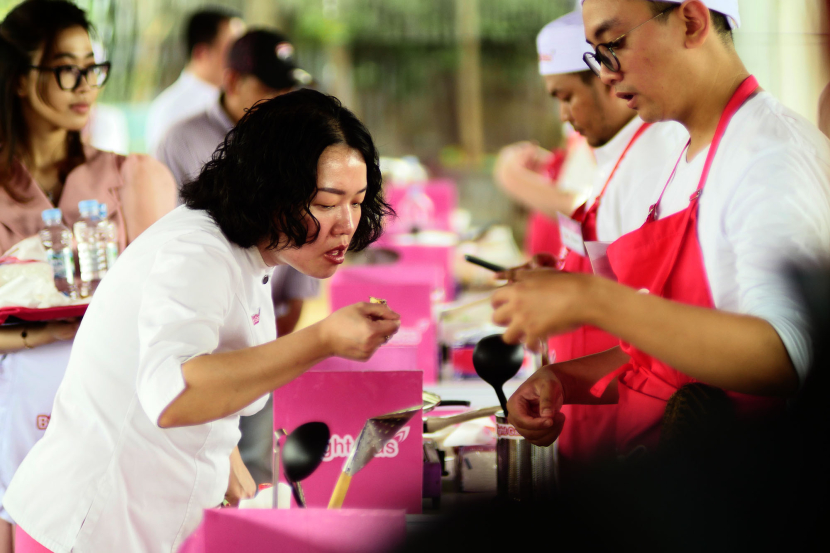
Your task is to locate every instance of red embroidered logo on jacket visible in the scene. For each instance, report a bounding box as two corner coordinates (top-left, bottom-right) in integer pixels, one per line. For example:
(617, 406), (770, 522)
(36, 415), (50, 430)
(251, 308), (261, 325)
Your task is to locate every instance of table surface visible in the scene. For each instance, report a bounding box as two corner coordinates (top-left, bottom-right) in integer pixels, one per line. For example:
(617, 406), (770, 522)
(425, 379), (521, 408)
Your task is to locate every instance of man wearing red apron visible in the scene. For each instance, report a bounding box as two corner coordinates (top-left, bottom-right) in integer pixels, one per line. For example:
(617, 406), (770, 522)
(493, 0), (830, 456)
(493, 9), (624, 258)
(496, 9), (688, 470)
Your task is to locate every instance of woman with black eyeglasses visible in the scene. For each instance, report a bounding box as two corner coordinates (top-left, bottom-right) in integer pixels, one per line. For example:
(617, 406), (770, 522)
(0, 2), (176, 549)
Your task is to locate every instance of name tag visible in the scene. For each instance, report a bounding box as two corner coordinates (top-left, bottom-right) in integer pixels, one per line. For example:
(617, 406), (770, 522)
(584, 241), (617, 281)
(557, 213), (586, 256)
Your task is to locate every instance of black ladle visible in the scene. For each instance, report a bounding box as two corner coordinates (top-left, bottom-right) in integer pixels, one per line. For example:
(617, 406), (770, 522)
(282, 421), (330, 508)
(472, 334), (524, 417)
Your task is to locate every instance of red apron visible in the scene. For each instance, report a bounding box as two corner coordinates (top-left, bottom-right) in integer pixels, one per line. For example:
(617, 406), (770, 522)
(593, 76), (784, 455)
(553, 123), (652, 466)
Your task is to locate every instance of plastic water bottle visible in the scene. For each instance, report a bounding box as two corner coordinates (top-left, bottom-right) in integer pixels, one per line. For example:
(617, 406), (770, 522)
(39, 208), (77, 298)
(96, 203), (118, 273)
(74, 199), (100, 297)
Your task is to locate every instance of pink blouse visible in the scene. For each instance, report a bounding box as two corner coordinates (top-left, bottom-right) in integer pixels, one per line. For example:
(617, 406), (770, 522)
(0, 146), (163, 253)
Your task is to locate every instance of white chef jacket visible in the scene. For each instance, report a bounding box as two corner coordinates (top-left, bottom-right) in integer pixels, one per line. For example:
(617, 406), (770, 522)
(556, 129), (598, 201)
(4, 206), (275, 553)
(648, 91), (830, 382)
(592, 116), (689, 242)
(146, 71), (219, 157)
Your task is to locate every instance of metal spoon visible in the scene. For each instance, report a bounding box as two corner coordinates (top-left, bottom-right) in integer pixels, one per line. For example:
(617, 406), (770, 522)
(282, 421), (330, 508)
(472, 334), (524, 417)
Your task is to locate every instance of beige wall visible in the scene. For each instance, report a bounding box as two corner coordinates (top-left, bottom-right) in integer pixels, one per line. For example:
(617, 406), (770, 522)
(736, 0), (829, 124)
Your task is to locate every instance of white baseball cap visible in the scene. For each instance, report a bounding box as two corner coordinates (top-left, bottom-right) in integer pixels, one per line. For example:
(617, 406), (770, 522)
(581, 0), (741, 30)
(537, 10), (591, 76)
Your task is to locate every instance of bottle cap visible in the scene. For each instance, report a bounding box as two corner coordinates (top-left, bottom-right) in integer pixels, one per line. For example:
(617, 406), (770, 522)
(78, 199), (98, 215)
(41, 208), (62, 222)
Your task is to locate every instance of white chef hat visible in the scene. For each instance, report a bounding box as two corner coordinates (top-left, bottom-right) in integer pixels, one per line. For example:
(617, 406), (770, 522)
(537, 10), (591, 76)
(580, 0), (740, 30)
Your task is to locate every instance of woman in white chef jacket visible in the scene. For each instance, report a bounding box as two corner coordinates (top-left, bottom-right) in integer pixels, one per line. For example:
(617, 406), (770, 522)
(0, 2), (177, 551)
(3, 88), (401, 553)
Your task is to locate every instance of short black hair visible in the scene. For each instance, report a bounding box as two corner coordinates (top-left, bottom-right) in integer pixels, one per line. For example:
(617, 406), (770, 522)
(649, 1), (733, 43)
(180, 89), (391, 252)
(185, 7), (240, 59)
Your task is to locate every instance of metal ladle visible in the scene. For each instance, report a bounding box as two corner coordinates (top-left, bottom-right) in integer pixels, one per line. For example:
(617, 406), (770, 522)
(282, 421), (330, 508)
(472, 334), (524, 417)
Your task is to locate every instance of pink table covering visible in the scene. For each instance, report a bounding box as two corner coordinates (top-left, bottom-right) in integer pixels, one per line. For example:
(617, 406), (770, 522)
(178, 508), (406, 553)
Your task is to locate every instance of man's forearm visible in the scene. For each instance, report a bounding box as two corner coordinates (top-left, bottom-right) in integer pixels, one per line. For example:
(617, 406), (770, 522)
(585, 278), (798, 396)
(497, 168), (581, 218)
(159, 323), (330, 428)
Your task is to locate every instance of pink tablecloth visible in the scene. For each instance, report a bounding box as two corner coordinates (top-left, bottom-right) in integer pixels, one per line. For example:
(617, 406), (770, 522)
(178, 508), (406, 553)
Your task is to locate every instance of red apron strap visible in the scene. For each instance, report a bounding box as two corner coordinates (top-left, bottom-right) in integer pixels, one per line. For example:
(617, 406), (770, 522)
(560, 122), (653, 266)
(697, 76), (759, 194)
(586, 122), (652, 216)
(647, 76), (759, 223)
(640, 76), (760, 294)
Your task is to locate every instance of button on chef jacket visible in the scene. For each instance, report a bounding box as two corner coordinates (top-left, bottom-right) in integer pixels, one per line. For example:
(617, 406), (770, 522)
(4, 206), (276, 553)
(646, 91), (830, 383)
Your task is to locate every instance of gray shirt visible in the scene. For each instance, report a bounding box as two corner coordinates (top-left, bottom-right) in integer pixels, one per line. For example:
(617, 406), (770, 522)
(156, 100), (235, 190)
(156, 100), (320, 317)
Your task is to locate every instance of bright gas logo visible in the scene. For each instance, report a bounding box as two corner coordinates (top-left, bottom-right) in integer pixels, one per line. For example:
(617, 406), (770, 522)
(36, 414), (50, 430)
(322, 426), (410, 462)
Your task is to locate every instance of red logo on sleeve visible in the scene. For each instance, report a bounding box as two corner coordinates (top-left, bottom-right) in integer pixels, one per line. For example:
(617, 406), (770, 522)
(36, 415), (50, 430)
(251, 308), (261, 325)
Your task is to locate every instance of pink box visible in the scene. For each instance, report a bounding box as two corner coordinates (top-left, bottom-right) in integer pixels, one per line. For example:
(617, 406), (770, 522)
(273, 367), (423, 513)
(386, 179), (458, 232)
(178, 508), (406, 553)
(372, 239), (456, 302)
(329, 264), (439, 383)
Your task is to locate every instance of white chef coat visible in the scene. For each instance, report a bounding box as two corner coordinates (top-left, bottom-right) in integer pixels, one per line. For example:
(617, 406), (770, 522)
(592, 116), (690, 242)
(648, 91), (830, 382)
(145, 71), (219, 157)
(556, 129), (597, 201)
(4, 206), (275, 553)
(0, 342), (71, 523)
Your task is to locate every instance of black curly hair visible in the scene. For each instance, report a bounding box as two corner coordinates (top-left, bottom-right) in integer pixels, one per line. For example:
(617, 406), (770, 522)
(180, 88), (392, 252)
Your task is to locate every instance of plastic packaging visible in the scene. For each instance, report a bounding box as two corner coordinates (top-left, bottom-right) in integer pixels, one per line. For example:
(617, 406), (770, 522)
(38, 208), (77, 298)
(73, 199), (100, 297)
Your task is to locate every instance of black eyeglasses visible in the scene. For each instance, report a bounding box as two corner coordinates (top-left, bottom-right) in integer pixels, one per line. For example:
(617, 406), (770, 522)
(28, 62), (111, 91)
(583, 7), (674, 77)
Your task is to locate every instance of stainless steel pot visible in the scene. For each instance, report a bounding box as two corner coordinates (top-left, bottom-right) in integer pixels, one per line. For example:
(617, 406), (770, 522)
(496, 412), (556, 502)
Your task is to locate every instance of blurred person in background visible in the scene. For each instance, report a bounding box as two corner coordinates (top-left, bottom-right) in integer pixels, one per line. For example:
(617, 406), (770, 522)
(0, 0), (177, 551)
(157, 29), (317, 485)
(494, 9), (687, 476)
(145, 7), (245, 155)
(497, 0), (830, 460)
(4, 89), (399, 553)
